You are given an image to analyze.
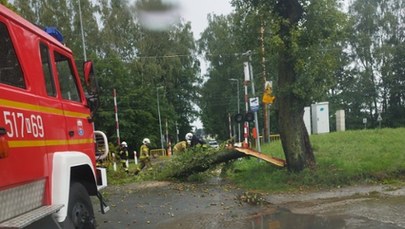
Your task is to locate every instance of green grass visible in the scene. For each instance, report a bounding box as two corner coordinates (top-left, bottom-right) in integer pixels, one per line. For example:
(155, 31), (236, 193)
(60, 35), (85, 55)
(104, 128), (405, 193)
(225, 128), (405, 193)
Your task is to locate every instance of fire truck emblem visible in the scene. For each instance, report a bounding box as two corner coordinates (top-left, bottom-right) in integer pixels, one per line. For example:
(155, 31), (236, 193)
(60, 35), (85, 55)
(77, 120), (84, 136)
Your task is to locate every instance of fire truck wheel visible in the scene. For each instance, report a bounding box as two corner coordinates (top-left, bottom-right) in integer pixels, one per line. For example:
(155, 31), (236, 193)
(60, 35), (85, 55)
(64, 182), (96, 229)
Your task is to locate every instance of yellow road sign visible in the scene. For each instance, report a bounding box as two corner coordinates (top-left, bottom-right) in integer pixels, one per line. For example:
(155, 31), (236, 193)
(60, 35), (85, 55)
(263, 81), (275, 104)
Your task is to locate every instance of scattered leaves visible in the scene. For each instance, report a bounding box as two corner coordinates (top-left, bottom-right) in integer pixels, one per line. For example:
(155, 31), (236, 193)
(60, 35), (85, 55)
(237, 192), (266, 205)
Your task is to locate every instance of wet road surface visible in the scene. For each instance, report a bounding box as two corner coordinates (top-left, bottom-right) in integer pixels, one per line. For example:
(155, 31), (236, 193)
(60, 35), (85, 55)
(94, 180), (405, 228)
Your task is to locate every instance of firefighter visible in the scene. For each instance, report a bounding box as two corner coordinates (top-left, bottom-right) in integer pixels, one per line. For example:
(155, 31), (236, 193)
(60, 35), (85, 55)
(185, 132), (193, 145)
(173, 140), (188, 154)
(118, 141), (129, 173)
(135, 138), (152, 175)
(189, 133), (206, 147)
(173, 132), (193, 154)
(173, 133), (205, 154)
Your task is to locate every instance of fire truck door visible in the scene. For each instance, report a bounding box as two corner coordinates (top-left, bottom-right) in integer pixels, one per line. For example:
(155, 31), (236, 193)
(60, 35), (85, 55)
(37, 43), (69, 155)
(53, 51), (93, 156)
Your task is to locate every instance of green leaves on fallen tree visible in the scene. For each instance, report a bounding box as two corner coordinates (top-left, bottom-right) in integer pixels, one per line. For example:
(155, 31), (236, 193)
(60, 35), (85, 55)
(154, 147), (247, 180)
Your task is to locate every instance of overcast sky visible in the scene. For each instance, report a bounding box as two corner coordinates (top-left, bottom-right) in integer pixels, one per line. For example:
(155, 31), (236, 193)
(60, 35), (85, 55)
(174, 1), (233, 129)
(177, 0), (233, 39)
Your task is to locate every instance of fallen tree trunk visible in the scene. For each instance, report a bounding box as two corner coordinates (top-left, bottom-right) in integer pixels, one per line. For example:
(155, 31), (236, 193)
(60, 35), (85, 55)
(156, 147), (285, 180)
(168, 149), (247, 179)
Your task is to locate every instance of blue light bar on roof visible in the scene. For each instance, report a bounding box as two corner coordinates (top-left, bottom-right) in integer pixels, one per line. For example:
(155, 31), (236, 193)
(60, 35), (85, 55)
(44, 27), (64, 43)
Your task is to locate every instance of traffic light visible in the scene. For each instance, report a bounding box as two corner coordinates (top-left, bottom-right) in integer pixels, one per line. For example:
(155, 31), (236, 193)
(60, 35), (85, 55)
(234, 112), (254, 123)
(245, 111), (254, 122)
(234, 113), (244, 123)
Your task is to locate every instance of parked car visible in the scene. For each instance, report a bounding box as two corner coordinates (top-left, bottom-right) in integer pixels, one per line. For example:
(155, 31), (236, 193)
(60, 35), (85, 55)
(208, 140), (219, 148)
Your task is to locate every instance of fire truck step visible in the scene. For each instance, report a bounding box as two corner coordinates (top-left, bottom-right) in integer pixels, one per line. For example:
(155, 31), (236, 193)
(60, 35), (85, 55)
(0, 204), (64, 228)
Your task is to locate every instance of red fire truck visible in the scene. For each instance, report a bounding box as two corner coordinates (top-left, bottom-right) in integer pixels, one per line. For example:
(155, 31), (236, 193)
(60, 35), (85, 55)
(0, 4), (109, 228)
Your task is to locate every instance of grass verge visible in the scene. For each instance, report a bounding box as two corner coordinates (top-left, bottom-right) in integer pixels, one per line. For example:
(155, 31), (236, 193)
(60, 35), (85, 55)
(103, 128), (405, 193)
(225, 128), (405, 193)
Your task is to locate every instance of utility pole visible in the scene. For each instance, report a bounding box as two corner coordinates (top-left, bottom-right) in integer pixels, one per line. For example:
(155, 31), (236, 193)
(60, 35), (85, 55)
(78, 0), (87, 61)
(243, 63), (250, 148)
(156, 86), (164, 150)
(229, 78), (241, 143)
(243, 50), (261, 152)
(113, 89), (120, 146)
(260, 20), (270, 143)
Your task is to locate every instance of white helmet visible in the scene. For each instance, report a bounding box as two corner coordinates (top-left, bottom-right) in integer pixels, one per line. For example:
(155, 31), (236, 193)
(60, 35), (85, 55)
(121, 141), (128, 147)
(143, 138), (150, 144)
(185, 133), (193, 141)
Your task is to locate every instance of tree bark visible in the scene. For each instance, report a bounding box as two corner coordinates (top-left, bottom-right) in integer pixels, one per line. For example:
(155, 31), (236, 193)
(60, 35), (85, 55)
(275, 0), (316, 172)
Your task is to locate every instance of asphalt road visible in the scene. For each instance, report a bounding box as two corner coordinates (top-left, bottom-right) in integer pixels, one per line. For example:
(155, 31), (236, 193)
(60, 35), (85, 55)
(93, 180), (405, 229)
(93, 179), (267, 229)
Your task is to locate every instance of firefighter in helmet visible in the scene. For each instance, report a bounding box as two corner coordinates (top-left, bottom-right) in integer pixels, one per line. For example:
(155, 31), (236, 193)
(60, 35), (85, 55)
(173, 132), (205, 154)
(118, 141), (129, 173)
(135, 138), (152, 175)
(173, 140), (188, 154)
(189, 132), (206, 147)
(173, 133), (192, 154)
(185, 133), (193, 145)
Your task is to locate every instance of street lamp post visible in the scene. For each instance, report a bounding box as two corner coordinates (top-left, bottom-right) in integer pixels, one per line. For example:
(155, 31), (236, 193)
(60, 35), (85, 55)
(229, 78), (241, 143)
(156, 86), (164, 150)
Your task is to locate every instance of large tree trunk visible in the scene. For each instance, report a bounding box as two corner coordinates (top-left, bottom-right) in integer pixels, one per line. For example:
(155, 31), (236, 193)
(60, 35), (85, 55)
(278, 97), (315, 171)
(275, 0), (316, 172)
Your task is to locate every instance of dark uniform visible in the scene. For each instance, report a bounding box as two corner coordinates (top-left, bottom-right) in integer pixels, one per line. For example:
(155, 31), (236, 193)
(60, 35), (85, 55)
(190, 135), (205, 147)
(118, 142), (129, 173)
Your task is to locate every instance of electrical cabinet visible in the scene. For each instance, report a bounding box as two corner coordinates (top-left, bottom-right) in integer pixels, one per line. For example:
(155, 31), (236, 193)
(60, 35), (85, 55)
(336, 109), (345, 131)
(311, 102), (330, 134)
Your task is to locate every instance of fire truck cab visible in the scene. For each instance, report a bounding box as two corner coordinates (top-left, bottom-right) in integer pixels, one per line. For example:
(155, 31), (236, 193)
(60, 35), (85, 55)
(0, 4), (108, 228)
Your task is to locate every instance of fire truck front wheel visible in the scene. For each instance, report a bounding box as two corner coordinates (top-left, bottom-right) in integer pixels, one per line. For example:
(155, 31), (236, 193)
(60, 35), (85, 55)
(63, 182), (96, 229)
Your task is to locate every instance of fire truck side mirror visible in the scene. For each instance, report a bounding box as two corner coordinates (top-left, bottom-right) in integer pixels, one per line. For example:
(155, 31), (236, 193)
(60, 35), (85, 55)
(84, 61), (95, 89)
(83, 61), (100, 116)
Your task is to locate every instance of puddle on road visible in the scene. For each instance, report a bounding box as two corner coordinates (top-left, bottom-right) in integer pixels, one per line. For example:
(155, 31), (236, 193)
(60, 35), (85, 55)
(248, 208), (401, 229)
(250, 208), (344, 229)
